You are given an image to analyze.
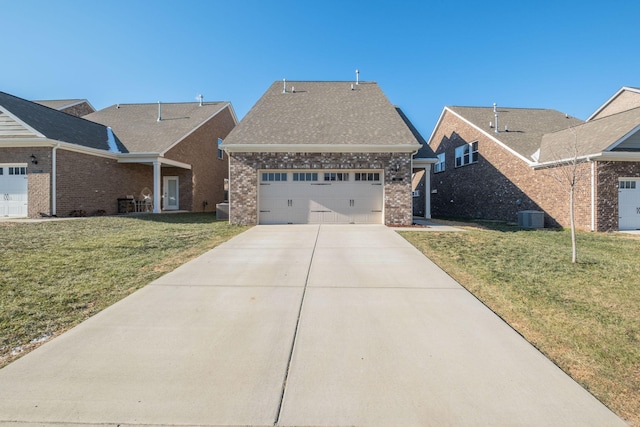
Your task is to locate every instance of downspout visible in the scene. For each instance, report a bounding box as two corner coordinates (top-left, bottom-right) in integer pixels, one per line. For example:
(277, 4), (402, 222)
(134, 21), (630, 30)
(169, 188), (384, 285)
(590, 158), (595, 232)
(52, 143), (60, 216)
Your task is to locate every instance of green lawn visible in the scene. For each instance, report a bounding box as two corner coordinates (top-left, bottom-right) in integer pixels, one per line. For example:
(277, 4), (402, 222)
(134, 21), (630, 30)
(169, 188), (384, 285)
(0, 214), (248, 368)
(400, 222), (640, 426)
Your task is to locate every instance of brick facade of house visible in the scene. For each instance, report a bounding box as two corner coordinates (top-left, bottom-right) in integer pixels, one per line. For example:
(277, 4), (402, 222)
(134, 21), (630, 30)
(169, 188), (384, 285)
(429, 110), (595, 229)
(228, 151), (413, 226)
(164, 106), (235, 212)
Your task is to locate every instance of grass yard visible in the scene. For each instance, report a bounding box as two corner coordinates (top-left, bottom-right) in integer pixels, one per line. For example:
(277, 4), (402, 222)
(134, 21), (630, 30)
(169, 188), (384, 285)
(0, 213), (248, 368)
(400, 222), (640, 426)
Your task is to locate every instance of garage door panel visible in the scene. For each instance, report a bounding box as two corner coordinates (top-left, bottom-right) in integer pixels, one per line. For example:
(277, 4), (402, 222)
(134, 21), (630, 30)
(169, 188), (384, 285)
(258, 170), (383, 225)
(0, 166), (28, 218)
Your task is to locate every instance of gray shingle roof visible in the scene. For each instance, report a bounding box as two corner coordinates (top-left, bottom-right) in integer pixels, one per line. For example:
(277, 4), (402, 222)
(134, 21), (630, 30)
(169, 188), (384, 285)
(0, 91), (127, 152)
(84, 102), (230, 153)
(223, 81), (422, 149)
(539, 106), (640, 162)
(395, 107), (436, 158)
(448, 106), (583, 160)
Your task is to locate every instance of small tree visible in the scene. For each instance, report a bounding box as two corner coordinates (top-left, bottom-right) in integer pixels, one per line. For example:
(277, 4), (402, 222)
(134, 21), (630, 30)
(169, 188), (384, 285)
(544, 127), (592, 264)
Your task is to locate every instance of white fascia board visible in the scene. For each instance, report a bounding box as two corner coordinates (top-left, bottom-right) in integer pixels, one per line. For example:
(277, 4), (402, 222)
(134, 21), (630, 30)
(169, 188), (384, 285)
(531, 154), (595, 169)
(588, 152), (640, 162)
(413, 158), (438, 166)
(426, 107), (448, 146)
(602, 123), (640, 151)
(0, 106), (46, 138)
(56, 140), (120, 159)
(0, 138), (54, 147)
(221, 143), (421, 153)
(160, 103), (233, 156)
(118, 153), (191, 169)
(446, 107), (535, 166)
(0, 137), (120, 159)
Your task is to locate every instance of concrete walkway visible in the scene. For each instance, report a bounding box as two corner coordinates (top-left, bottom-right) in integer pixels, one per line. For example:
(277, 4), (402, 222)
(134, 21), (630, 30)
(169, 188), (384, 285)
(0, 225), (627, 427)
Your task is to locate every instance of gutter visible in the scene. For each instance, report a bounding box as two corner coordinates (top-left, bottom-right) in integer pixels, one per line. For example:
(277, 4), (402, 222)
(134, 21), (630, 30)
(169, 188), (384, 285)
(52, 143), (60, 216)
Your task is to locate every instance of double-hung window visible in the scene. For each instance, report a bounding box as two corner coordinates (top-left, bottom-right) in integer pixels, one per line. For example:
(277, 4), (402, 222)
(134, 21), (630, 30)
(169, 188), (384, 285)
(434, 153), (445, 173)
(455, 141), (478, 167)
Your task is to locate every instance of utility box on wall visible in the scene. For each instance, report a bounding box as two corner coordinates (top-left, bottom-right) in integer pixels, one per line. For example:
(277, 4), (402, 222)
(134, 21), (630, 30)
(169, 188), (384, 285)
(517, 210), (544, 229)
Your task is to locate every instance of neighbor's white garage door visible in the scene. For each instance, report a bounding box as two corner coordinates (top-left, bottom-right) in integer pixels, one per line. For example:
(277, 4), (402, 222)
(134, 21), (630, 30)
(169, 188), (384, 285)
(0, 165), (28, 217)
(619, 179), (640, 230)
(258, 170), (383, 224)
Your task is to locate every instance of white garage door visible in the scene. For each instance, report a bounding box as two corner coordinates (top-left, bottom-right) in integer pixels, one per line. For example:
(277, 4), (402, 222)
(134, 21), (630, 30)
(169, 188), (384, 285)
(258, 170), (383, 224)
(619, 179), (640, 230)
(0, 165), (28, 217)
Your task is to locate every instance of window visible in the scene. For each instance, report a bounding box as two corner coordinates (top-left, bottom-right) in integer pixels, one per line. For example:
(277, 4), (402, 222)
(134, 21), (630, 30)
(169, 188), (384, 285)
(293, 172), (318, 181)
(434, 153), (445, 173)
(619, 180), (637, 189)
(354, 172), (380, 181)
(8, 167), (27, 175)
(455, 141), (478, 167)
(217, 138), (224, 159)
(0, 168), (3, 175)
(324, 172), (349, 181)
(261, 172), (287, 182)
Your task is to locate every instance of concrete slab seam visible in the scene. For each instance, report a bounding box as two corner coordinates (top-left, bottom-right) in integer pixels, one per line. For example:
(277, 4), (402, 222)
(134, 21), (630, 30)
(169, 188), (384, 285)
(273, 225), (321, 426)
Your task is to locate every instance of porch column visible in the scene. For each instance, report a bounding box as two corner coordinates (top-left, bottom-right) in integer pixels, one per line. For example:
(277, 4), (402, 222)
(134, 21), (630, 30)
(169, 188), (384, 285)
(423, 164), (432, 219)
(153, 160), (161, 213)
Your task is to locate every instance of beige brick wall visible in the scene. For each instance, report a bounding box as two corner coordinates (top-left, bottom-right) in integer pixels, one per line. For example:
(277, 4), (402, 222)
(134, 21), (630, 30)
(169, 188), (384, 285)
(228, 151), (413, 225)
(165, 106), (235, 212)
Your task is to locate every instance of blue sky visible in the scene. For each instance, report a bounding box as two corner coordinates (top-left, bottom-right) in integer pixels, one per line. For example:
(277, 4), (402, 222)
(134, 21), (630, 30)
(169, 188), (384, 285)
(2, 0), (639, 134)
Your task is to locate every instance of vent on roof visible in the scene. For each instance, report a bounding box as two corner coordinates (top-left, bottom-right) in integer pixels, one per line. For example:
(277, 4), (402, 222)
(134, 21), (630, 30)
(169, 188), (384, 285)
(493, 103), (499, 133)
(283, 78), (287, 93)
(198, 94), (203, 106)
(355, 69), (360, 85)
(157, 101), (162, 122)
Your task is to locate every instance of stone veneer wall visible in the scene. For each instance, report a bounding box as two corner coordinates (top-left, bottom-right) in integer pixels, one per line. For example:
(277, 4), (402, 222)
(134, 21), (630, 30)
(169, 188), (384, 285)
(228, 151), (413, 225)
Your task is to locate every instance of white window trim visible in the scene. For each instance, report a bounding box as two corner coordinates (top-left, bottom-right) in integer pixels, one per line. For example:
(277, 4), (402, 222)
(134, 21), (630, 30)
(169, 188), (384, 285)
(455, 141), (478, 168)
(434, 153), (445, 173)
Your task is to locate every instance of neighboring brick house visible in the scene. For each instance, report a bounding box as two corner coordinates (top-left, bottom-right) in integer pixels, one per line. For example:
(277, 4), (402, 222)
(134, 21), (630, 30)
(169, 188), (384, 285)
(428, 87), (640, 231)
(221, 80), (436, 226)
(34, 99), (96, 117)
(0, 91), (236, 218)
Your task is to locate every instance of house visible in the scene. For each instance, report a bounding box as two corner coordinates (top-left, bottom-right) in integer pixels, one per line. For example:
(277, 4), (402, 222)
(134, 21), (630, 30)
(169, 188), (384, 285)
(427, 87), (640, 231)
(34, 99), (96, 117)
(0, 91), (237, 218)
(220, 80), (436, 226)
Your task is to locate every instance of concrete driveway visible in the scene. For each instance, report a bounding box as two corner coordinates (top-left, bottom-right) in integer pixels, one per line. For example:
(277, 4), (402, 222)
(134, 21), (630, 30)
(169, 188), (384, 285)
(0, 225), (627, 427)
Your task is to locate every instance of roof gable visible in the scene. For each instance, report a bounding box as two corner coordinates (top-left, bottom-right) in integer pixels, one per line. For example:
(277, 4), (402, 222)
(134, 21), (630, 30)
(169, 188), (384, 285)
(223, 81), (422, 151)
(84, 102), (232, 154)
(587, 87), (640, 121)
(0, 91), (126, 153)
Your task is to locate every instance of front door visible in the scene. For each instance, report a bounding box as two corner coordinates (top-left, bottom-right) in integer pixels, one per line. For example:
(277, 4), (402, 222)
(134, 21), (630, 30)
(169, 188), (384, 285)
(163, 176), (179, 210)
